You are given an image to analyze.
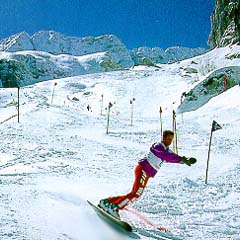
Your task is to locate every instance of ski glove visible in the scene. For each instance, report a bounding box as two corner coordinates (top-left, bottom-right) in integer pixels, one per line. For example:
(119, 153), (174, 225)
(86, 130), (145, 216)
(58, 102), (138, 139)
(188, 157), (197, 164)
(181, 156), (197, 166)
(181, 156), (191, 166)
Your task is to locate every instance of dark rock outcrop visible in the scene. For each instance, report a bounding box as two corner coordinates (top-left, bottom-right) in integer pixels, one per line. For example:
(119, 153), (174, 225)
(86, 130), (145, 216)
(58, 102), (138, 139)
(178, 66), (240, 113)
(208, 0), (240, 48)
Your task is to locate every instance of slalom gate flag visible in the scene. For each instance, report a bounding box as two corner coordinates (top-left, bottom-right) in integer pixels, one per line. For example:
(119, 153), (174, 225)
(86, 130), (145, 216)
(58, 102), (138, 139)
(211, 120), (222, 132)
(160, 106), (162, 113)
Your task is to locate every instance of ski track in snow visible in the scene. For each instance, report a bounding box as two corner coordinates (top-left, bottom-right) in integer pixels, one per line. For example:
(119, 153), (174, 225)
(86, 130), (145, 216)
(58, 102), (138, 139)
(0, 48), (240, 240)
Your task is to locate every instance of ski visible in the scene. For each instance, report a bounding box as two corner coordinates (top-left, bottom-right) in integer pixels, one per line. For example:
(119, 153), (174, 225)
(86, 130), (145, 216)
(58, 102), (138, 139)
(87, 200), (140, 238)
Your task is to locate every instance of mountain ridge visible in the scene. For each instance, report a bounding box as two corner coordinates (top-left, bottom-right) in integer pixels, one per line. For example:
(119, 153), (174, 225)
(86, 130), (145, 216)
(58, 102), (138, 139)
(0, 30), (208, 66)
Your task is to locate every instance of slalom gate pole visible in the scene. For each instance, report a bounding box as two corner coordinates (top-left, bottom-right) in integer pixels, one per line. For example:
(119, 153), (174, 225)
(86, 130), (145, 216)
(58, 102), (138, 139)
(174, 110), (178, 154)
(100, 94), (104, 115)
(159, 106), (163, 141)
(224, 74), (227, 91)
(106, 102), (113, 134)
(172, 110), (175, 152)
(205, 120), (222, 184)
(130, 98), (135, 126)
(175, 128), (178, 154)
(180, 95), (184, 123)
(17, 87), (20, 123)
(172, 110), (178, 154)
(51, 82), (57, 104)
(130, 100), (133, 126)
(205, 129), (213, 184)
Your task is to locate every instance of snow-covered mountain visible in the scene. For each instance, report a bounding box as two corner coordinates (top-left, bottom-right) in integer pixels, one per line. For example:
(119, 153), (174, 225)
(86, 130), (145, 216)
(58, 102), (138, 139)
(131, 46), (207, 65)
(0, 31), (208, 65)
(0, 31), (208, 87)
(0, 31), (134, 69)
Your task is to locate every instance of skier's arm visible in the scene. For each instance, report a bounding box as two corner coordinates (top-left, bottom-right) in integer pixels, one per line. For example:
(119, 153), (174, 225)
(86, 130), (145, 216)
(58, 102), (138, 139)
(150, 145), (197, 165)
(150, 146), (181, 163)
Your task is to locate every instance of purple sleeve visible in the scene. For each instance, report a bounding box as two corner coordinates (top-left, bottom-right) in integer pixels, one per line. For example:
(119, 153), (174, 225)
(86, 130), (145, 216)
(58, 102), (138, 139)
(150, 144), (181, 163)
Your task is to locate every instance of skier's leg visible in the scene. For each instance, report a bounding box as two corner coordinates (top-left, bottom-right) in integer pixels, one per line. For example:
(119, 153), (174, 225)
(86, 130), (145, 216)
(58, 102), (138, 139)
(108, 164), (149, 209)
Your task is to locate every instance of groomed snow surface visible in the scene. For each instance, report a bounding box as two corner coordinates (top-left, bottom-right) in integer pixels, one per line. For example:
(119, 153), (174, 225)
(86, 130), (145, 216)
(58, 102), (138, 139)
(0, 46), (240, 240)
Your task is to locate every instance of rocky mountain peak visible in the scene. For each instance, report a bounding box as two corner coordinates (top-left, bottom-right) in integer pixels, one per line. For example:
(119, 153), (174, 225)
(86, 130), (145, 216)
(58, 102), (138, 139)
(0, 30), (134, 68)
(0, 31), (33, 51)
(208, 0), (240, 48)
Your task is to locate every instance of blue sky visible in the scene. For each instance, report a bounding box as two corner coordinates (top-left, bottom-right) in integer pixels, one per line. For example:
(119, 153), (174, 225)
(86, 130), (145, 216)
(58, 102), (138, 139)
(0, 0), (215, 49)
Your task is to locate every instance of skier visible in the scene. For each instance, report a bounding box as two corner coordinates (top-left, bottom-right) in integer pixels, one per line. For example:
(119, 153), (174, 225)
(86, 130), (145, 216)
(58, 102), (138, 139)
(98, 130), (197, 219)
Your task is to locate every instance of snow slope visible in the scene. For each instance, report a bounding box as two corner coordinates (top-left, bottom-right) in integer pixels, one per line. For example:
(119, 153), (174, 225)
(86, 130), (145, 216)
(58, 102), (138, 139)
(0, 45), (239, 240)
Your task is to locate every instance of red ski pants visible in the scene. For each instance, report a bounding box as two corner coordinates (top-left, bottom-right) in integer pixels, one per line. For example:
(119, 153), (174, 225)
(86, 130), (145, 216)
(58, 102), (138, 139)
(108, 164), (150, 209)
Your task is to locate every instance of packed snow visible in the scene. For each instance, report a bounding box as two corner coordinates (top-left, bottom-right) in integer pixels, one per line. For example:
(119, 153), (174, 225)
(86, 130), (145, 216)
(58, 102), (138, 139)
(0, 45), (239, 240)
